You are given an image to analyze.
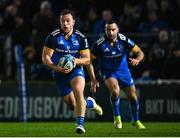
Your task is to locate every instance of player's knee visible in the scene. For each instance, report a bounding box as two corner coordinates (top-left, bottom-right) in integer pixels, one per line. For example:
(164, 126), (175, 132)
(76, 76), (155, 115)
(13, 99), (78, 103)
(76, 98), (86, 105)
(109, 85), (119, 95)
(128, 94), (138, 103)
(74, 90), (84, 100)
(111, 90), (120, 98)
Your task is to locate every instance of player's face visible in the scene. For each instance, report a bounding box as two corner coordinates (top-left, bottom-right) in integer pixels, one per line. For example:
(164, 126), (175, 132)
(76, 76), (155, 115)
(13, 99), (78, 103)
(60, 14), (75, 34)
(105, 23), (119, 41)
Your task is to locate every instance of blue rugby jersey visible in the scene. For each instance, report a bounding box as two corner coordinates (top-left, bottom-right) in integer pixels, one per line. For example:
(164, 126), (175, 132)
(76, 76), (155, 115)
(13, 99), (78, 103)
(44, 29), (89, 66)
(91, 33), (135, 72)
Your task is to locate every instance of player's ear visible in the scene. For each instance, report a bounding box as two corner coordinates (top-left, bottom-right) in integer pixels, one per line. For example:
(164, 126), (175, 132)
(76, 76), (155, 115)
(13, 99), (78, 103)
(105, 24), (108, 35)
(117, 25), (119, 32)
(73, 19), (75, 26)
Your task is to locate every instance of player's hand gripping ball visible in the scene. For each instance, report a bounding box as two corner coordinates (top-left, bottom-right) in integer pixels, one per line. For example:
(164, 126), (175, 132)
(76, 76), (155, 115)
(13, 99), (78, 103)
(58, 54), (76, 72)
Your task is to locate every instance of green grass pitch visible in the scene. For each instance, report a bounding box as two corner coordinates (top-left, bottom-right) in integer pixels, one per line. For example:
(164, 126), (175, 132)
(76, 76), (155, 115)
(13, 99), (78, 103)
(0, 122), (180, 137)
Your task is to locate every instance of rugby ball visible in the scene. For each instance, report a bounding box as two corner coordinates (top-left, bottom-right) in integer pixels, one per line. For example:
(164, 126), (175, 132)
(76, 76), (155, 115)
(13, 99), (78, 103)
(58, 54), (74, 71)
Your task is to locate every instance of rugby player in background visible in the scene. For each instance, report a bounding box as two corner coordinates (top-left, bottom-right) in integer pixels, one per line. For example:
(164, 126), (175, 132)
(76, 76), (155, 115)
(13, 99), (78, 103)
(87, 20), (145, 129)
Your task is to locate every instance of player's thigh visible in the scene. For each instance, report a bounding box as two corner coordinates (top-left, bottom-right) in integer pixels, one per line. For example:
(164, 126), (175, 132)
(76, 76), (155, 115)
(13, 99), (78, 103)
(70, 76), (86, 112)
(70, 76), (85, 96)
(54, 75), (72, 97)
(124, 85), (137, 102)
(105, 77), (120, 95)
(63, 92), (76, 110)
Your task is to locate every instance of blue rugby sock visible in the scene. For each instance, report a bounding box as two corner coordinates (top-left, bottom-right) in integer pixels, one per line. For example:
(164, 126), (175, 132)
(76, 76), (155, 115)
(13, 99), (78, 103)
(76, 116), (85, 126)
(110, 96), (120, 116)
(130, 102), (139, 122)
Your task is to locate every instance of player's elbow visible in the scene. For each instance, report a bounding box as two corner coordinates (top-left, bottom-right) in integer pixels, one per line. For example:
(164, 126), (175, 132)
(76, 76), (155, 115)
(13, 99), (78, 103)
(42, 54), (46, 65)
(137, 48), (144, 62)
(141, 50), (145, 61)
(42, 55), (49, 66)
(75, 57), (90, 65)
(82, 56), (90, 65)
(85, 58), (90, 65)
(42, 57), (46, 65)
(42, 50), (46, 65)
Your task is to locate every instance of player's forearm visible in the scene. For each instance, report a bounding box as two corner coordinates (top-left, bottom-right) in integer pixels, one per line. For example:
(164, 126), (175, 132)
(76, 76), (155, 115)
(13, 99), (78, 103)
(135, 49), (144, 62)
(74, 57), (90, 66)
(86, 63), (97, 81)
(42, 55), (59, 72)
(131, 45), (144, 62)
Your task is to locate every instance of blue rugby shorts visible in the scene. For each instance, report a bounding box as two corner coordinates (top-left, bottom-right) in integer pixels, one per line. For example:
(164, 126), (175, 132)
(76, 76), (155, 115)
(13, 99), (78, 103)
(53, 68), (85, 97)
(99, 69), (134, 88)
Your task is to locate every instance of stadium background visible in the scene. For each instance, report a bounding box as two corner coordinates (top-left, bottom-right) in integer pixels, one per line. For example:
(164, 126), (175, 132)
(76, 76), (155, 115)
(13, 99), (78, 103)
(0, 0), (180, 125)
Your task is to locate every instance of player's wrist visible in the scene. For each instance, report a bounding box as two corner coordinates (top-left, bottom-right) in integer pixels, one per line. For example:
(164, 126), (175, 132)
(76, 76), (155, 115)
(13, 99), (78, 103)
(51, 64), (60, 72)
(136, 58), (141, 63)
(72, 57), (76, 68)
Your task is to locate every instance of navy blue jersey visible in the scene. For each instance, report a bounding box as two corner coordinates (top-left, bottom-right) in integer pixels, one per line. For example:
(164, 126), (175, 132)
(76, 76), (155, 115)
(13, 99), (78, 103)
(44, 29), (89, 95)
(91, 33), (135, 72)
(44, 29), (89, 65)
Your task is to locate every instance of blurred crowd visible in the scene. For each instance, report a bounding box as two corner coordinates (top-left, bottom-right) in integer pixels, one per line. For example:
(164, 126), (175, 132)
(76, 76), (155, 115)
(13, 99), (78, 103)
(0, 0), (180, 81)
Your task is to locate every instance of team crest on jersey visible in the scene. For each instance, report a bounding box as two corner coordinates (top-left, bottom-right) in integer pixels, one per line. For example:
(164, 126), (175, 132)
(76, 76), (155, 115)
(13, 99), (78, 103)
(112, 51), (116, 55)
(66, 46), (70, 49)
(73, 39), (79, 46)
(117, 44), (124, 51)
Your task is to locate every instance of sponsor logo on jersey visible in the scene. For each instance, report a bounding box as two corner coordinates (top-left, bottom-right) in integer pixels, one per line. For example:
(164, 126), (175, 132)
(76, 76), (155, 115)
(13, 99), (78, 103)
(104, 53), (122, 58)
(55, 48), (78, 54)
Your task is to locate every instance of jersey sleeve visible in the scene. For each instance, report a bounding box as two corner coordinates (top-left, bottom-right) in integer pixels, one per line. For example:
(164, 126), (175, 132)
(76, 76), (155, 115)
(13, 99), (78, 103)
(44, 34), (55, 49)
(79, 37), (89, 51)
(126, 37), (136, 50)
(90, 42), (100, 57)
(118, 33), (136, 51)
